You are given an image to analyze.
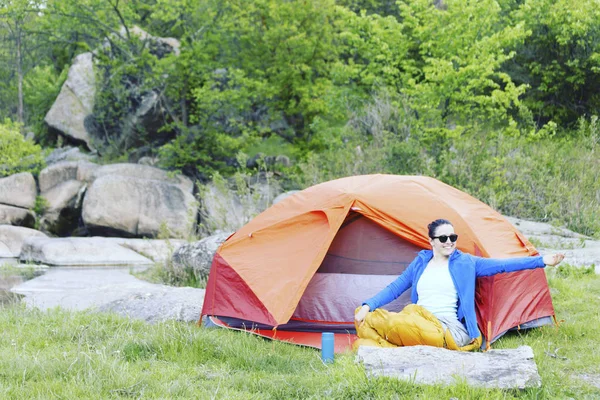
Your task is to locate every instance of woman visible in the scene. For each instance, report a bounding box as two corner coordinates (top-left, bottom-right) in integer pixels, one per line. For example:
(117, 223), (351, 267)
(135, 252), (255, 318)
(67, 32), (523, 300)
(354, 219), (565, 350)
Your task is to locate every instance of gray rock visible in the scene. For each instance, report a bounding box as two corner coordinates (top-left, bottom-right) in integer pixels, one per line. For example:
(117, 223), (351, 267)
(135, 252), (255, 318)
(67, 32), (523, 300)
(171, 232), (232, 279)
(12, 267), (204, 324)
(199, 179), (279, 234)
(138, 156), (159, 166)
(121, 91), (163, 140)
(105, 238), (186, 263)
(0, 225), (47, 258)
(275, 155), (291, 167)
(91, 163), (193, 194)
(0, 204), (35, 228)
(39, 180), (86, 236)
(574, 373), (600, 389)
(506, 217), (586, 238)
(98, 286), (204, 323)
(39, 161), (98, 192)
(45, 147), (97, 165)
(356, 345), (541, 389)
(82, 175), (197, 238)
(273, 190), (300, 205)
(44, 52), (96, 149)
(0, 172), (36, 209)
(20, 237), (153, 266)
(119, 26), (181, 57)
(507, 217), (600, 274)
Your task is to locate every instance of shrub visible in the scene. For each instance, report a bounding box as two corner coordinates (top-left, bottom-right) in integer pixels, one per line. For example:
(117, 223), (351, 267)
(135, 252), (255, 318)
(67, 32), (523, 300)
(0, 119), (45, 177)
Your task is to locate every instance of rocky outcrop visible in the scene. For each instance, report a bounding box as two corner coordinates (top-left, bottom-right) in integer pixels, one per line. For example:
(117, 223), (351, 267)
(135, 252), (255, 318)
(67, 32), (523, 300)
(45, 146), (97, 166)
(40, 180), (86, 236)
(116, 25), (181, 57)
(507, 217), (600, 273)
(0, 172), (37, 228)
(91, 163), (193, 193)
(0, 225), (47, 258)
(199, 177), (279, 234)
(38, 161), (98, 193)
(38, 161), (99, 236)
(356, 345), (541, 389)
(0, 172), (36, 209)
(44, 53), (96, 149)
(0, 205), (35, 228)
(171, 232), (232, 279)
(44, 26), (181, 151)
(82, 174), (196, 238)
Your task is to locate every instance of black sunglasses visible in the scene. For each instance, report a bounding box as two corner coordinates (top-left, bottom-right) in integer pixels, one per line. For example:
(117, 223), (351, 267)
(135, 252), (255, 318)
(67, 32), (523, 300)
(431, 234), (458, 243)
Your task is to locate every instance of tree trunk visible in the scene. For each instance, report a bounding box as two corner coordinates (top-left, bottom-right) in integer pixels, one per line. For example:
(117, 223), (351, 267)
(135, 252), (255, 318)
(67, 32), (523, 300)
(16, 24), (24, 130)
(181, 77), (188, 127)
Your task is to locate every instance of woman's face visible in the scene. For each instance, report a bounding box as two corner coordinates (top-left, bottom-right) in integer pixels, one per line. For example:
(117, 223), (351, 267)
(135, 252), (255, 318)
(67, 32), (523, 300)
(430, 224), (457, 257)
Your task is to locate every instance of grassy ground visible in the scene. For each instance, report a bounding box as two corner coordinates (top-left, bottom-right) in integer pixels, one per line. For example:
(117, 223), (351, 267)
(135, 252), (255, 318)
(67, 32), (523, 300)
(1, 266), (599, 399)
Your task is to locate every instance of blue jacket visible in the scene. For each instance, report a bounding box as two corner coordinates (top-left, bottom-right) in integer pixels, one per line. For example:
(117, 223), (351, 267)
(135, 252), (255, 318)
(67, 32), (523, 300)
(363, 249), (546, 340)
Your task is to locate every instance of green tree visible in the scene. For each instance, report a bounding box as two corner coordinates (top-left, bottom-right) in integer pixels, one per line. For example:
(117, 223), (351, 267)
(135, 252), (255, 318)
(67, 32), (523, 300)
(506, 0), (600, 127)
(0, 0), (46, 127)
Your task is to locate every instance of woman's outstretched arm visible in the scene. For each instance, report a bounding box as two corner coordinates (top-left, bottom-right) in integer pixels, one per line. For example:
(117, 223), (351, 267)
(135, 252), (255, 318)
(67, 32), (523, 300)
(475, 253), (565, 277)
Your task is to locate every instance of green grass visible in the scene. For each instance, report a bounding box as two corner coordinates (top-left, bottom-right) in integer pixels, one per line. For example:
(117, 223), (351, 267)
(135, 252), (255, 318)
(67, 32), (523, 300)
(0, 268), (599, 399)
(132, 262), (207, 289)
(0, 263), (44, 281)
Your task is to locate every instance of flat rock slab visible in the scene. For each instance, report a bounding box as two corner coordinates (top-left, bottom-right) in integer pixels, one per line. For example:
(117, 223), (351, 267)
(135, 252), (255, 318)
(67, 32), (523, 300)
(508, 217), (600, 274)
(11, 267), (205, 323)
(20, 237), (155, 266)
(356, 345), (541, 389)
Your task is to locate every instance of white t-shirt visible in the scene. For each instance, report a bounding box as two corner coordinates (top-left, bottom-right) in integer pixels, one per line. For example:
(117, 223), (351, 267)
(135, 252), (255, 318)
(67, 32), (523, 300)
(416, 261), (458, 318)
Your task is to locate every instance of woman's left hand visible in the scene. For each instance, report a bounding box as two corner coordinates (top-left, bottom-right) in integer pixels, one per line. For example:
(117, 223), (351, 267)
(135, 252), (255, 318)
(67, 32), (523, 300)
(543, 253), (565, 267)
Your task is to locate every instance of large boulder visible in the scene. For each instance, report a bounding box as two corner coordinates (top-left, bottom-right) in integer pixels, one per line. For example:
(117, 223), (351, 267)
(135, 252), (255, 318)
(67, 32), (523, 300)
(45, 146), (97, 166)
(91, 163), (193, 194)
(44, 52), (96, 149)
(38, 161), (99, 236)
(0, 205), (35, 228)
(0, 172), (36, 209)
(171, 232), (232, 279)
(199, 177), (280, 234)
(38, 161), (98, 193)
(356, 345), (541, 389)
(116, 25), (180, 57)
(0, 225), (47, 258)
(39, 180), (86, 236)
(82, 174), (197, 238)
(44, 27), (180, 151)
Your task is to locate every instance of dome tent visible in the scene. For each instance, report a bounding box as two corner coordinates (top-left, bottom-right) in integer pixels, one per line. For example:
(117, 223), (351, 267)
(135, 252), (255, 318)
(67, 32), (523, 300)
(200, 175), (555, 352)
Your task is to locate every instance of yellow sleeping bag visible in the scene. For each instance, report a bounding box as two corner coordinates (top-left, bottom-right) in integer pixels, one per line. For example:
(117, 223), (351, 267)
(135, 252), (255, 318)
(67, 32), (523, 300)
(353, 305), (481, 351)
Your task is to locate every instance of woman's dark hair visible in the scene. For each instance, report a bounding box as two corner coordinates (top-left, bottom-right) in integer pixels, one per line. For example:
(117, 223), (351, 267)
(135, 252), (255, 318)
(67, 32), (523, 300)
(428, 219), (453, 238)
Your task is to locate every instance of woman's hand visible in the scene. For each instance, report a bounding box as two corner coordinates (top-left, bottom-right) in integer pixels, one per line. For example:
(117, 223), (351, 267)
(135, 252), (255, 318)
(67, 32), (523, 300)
(543, 253), (565, 267)
(355, 305), (370, 326)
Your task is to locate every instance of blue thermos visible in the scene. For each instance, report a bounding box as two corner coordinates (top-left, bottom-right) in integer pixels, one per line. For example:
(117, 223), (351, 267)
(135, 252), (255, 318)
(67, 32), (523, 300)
(321, 332), (334, 363)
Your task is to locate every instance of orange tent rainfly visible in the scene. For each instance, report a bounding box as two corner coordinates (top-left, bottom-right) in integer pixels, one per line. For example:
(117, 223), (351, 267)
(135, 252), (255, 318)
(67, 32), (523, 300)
(200, 175), (555, 352)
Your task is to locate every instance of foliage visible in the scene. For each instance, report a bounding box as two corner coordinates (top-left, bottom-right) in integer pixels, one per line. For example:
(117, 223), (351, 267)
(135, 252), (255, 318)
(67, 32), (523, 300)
(0, 119), (44, 177)
(506, 0), (600, 127)
(2, 0), (600, 236)
(197, 168), (281, 236)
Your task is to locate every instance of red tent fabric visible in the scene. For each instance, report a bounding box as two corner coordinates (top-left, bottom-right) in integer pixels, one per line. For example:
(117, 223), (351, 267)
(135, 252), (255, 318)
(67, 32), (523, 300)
(201, 175), (555, 351)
